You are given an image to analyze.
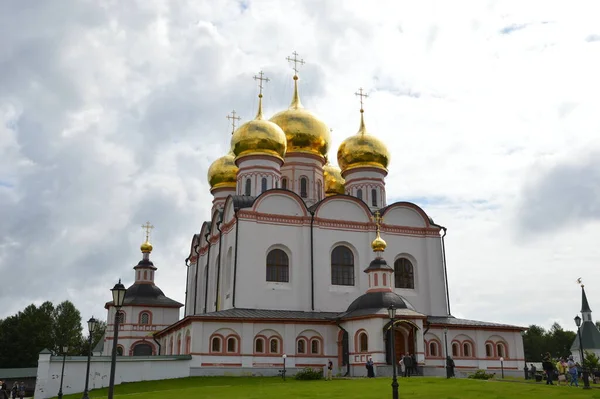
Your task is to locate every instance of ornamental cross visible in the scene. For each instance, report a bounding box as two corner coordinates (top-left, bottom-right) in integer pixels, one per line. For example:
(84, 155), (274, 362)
(355, 87), (368, 111)
(253, 71), (270, 96)
(372, 211), (383, 230)
(577, 277), (583, 287)
(142, 221), (154, 241)
(226, 110), (241, 134)
(286, 51), (305, 75)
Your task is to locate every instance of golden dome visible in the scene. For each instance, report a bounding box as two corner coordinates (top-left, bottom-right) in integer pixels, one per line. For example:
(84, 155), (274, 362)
(231, 94), (287, 161)
(207, 151), (238, 190)
(337, 111), (390, 174)
(371, 230), (387, 252)
(140, 240), (153, 253)
(323, 161), (345, 196)
(270, 76), (330, 159)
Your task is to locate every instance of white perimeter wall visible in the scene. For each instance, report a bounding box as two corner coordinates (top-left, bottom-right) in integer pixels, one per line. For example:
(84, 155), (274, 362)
(34, 353), (191, 399)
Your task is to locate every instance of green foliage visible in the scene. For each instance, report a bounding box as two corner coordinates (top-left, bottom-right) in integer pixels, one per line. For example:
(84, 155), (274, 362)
(294, 367), (323, 380)
(468, 369), (495, 380)
(52, 300), (84, 354)
(583, 351), (600, 370)
(522, 323), (577, 361)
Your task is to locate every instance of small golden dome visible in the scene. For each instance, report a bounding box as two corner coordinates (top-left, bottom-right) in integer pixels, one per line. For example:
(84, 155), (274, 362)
(231, 95), (287, 161)
(270, 76), (330, 159)
(371, 231), (387, 252)
(323, 161), (345, 196)
(207, 151), (238, 190)
(141, 240), (153, 253)
(337, 112), (390, 174)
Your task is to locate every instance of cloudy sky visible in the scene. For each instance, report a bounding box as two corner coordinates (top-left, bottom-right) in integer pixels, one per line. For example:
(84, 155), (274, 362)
(1, 0), (600, 332)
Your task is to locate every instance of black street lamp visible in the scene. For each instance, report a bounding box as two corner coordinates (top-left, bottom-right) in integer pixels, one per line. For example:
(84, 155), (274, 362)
(500, 357), (505, 379)
(443, 327), (450, 379)
(108, 279), (127, 399)
(574, 315), (591, 389)
(521, 331), (528, 379)
(388, 305), (398, 399)
(82, 317), (99, 399)
(282, 354), (287, 381)
(57, 345), (68, 399)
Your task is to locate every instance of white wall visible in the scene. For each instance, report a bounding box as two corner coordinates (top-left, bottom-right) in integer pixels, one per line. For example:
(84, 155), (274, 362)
(34, 352), (191, 399)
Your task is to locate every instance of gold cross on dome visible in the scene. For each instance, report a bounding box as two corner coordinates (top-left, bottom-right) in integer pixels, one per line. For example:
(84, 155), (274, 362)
(286, 51), (305, 76)
(372, 211), (383, 230)
(226, 110), (241, 134)
(142, 221), (154, 241)
(253, 71), (270, 96)
(355, 87), (368, 111)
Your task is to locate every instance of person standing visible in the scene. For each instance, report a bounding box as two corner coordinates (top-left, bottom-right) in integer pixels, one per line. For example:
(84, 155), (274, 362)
(326, 360), (333, 380)
(556, 358), (567, 385)
(366, 357), (375, 378)
(542, 353), (554, 385)
(410, 353), (417, 375)
(17, 383), (24, 399)
(567, 356), (579, 387)
(0, 380), (8, 399)
(446, 356), (456, 378)
(402, 354), (412, 377)
(398, 354), (404, 377)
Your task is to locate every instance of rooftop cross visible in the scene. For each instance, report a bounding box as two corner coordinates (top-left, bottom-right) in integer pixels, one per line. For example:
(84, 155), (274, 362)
(253, 71), (270, 97)
(226, 110), (241, 134)
(142, 221), (154, 242)
(286, 51), (305, 76)
(372, 211), (383, 231)
(355, 87), (368, 112)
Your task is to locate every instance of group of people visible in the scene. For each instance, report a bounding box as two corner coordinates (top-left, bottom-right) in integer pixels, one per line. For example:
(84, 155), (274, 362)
(0, 381), (26, 399)
(541, 352), (582, 387)
(364, 353), (420, 378)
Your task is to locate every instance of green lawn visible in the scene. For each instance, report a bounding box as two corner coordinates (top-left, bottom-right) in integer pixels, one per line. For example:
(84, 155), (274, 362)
(56, 377), (600, 399)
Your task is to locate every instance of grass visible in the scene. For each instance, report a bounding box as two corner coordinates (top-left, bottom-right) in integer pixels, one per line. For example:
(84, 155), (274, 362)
(56, 376), (600, 399)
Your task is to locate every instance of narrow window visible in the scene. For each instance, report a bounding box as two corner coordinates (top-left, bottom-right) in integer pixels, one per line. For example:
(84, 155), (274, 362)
(311, 339), (320, 354)
(211, 337), (221, 352)
(485, 343), (493, 357)
(297, 339), (306, 354)
(357, 189), (363, 200)
(371, 189), (377, 206)
(255, 338), (264, 353)
(140, 312), (150, 325)
(245, 178), (251, 196)
(463, 343), (471, 357)
(270, 338), (279, 354)
(382, 273), (387, 286)
(116, 311), (125, 324)
(317, 180), (322, 201)
(300, 177), (308, 198)
(116, 346), (123, 356)
(266, 249), (289, 283)
(359, 333), (368, 352)
(429, 342), (437, 357)
(452, 343), (459, 357)
(331, 246), (354, 286)
(497, 343), (505, 358)
(261, 177), (267, 193)
(394, 258), (415, 289)
(227, 337), (236, 353)
(282, 178), (288, 190)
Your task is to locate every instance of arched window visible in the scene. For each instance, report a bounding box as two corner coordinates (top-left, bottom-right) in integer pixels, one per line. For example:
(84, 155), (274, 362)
(429, 342), (438, 357)
(300, 177), (308, 198)
(116, 345), (124, 356)
(139, 312), (150, 325)
(269, 338), (280, 354)
(497, 343), (505, 358)
(297, 339), (306, 354)
(244, 178), (251, 196)
(485, 343), (493, 357)
(357, 189), (363, 200)
(394, 258), (414, 289)
(282, 178), (288, 190)
(331, 246), (355, 286)
(176, 334), (181, 355)
(311, 339), (320, 354)
(463, 343), (472, 357)
(255, 338), (265, 353)
(132, 342), (153, 356)
(371, 189), (377, 206)
(227, 337), (237, 353)
(317, 180), (322, 201)
(266, 249), (289, 283)
(382, 273), (387, 286)
(211, 336), (222, 353)
(359, 333), (368, 352)
(116, 311), (125, 324)
(261, 177), (267, 193)
(452, 342), (459, 357)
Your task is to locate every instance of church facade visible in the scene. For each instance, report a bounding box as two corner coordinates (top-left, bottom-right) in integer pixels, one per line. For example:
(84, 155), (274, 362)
(104, 56), (525, 377)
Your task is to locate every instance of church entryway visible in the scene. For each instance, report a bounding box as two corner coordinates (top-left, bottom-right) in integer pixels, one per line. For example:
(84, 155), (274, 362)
(386, 320), (418, 365)
(132, 343), (153, 356)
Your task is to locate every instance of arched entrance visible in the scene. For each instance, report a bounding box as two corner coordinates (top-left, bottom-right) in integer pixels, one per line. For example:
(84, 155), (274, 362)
(384, 320), (419, 365)
(132, 343), (153, 356)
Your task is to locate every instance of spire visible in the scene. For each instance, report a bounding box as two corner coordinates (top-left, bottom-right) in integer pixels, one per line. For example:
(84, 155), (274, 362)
(355, 87), (369, 135)
(582, 284), (592, 313)
(286, 51), (305, 109)
(253, 71), (270, 120)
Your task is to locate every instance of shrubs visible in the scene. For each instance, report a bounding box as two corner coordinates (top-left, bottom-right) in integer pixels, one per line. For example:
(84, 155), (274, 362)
(295, 367), (324, 380)
(468, 369), (495, 380)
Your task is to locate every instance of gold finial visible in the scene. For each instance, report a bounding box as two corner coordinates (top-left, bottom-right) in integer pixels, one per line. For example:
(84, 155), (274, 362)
(355, 87), (368, 113)
(371, 210), (387, 253)
(286, 51), (305, 77)
(226, 110), (241, 135)
(372, 210), (383, 232)
(253, 71), (270, 119)
(577, 277), (584, 287)
(140, 221), (154, 253)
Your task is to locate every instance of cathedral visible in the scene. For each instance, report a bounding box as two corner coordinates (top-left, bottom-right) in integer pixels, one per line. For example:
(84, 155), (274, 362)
(102, 54), (525, 377)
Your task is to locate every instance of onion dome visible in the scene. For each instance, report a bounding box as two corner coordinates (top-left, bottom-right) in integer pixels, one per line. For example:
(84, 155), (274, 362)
(207, 151), (238, 190)
(231, 92), (287, 162)
(323, 161), (345, 196)
(140, 240), (153, 253)
(270, 75), (330, 159)
(337, 110), (390, 174)
(347, 291), (414, 313)
(371, 229), (387, 252)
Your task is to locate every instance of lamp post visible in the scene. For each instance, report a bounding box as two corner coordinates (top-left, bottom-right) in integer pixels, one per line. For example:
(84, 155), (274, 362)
(500, 357), (504, 379)
(574, 315), (591, 389)
(107, 279), (127, 399)
(388, 305), (398, 399)
(521, 331), (528, 379)
(57, 345), (68, 399)
(82, 317), (98, 399)
(443, 327), (450, 379)
(282, 354), (287, 381)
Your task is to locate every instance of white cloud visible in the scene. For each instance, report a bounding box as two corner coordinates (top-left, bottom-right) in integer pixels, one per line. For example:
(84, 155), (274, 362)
(1, 0), (600, 332)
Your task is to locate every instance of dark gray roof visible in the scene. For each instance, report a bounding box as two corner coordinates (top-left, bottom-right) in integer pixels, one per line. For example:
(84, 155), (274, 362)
(106, 284), (182, 308)
(571, 321), (600, 350)
(230, 195), (256, 210)
(338, 307), (424, 320)
(427, 316), (524, 329)
(92, 335), (105, 353)
(364, 257), (393, 272)
(346, 291), (415, 314)
(582, 286), (592, 313)
(194, 308), (340, 320)
(0, 367), (38, 378)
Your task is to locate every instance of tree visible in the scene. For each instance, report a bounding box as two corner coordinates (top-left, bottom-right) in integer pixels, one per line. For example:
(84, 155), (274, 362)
(52, 300), (83, 354)
(79, 319), (107, 355)
(523, 324), (547, 361)
(547, 322), (576, 358)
